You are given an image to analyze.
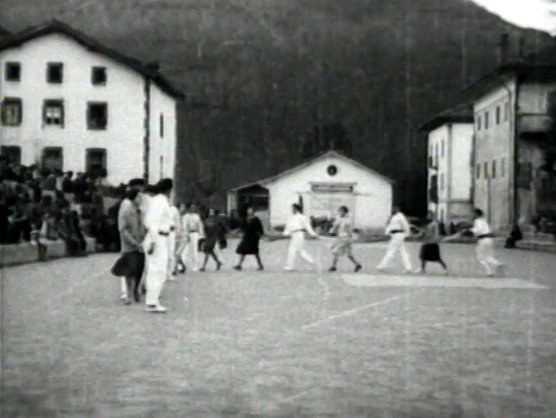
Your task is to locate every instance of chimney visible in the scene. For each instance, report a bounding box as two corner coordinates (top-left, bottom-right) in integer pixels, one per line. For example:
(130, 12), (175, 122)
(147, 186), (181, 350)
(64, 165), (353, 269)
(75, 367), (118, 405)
(497, 33), (510, 64)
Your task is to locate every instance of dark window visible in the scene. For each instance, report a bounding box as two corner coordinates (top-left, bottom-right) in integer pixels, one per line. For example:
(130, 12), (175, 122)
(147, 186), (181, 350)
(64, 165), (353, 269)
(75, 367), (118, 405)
(476, 115), (481, 131)
(160, 113), (164, 138)
(91, 67), (107, 85)
(484, 111), (489, 129)
(86, 148), (107, 174)
(0, 146), (22, 165)
(476, 163), (481, 179)
(1, 98), (22, 126)
(496, 106), (501, 124)
(327, 165), (338, 176)
(47, 63), (63, 83)
(42, 147), (63, 171)
(43, 100), (64, 126)
(5, 62), (21, 81)
(87, 102), (108, 130)
(492, 160), (496, 178)
(484, 161), (489, 179)
(504, 102), (509, 121)
(501, 158), (505, 177)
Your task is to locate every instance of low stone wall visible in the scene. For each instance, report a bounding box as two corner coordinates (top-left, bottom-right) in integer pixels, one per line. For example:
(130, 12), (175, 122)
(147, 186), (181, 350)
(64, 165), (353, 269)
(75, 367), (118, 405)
(0, 238), (96, 267)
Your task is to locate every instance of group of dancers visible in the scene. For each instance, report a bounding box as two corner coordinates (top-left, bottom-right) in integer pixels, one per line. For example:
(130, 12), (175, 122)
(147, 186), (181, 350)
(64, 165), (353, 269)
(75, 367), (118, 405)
(112, 177), (506, 313)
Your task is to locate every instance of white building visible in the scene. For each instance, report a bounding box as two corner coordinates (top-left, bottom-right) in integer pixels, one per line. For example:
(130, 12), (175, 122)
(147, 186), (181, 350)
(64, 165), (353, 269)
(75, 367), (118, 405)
(419, 103), (474, 225)
(0, 20), (183, 185)
(467, 47), (556, 231)
(227, 151), (394, 231)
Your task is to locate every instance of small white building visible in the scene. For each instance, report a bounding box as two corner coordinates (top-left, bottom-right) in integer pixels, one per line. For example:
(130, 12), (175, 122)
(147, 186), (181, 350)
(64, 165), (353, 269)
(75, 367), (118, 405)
(419, 103), (474, 225)
(227, 151), (394, 231)
(0, 20), (183, 185)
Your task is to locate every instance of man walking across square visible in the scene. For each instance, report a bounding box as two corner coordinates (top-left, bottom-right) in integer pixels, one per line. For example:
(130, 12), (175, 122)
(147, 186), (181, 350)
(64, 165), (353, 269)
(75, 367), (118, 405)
(143, 178), (174, 313)
(283, 203), (320, 271)
(180, 203), (204, 272)
(376, 206), (413, 273)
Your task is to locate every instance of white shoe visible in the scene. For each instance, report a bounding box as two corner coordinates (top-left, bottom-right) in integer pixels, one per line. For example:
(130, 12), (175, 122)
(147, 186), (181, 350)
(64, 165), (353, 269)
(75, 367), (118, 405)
(120, 293), (128, 301)
(284, 267), (295, 271)
(402, 269), (413, 274)
(145, 304), (167, 313)
(376, 266), (386, 272)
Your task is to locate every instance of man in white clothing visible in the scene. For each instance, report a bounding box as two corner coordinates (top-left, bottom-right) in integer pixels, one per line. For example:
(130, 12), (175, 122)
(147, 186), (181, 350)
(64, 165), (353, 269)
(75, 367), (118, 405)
(469, 208), (504, 277)
(283, 203), (319, 271)
(180, 204), (204, 271)
(143, 178), (174, 313)
(376, 206), (413, 273)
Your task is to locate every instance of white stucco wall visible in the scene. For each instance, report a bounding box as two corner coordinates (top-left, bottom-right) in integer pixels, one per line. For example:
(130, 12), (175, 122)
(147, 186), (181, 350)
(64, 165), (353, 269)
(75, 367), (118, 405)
(450, 123), (474, 202)
(0, 33), (177, 186)
(265, 155), (392, 230)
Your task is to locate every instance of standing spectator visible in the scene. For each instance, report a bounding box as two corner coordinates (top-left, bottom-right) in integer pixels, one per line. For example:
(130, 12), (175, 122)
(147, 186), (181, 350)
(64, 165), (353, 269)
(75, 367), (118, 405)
(180, 203), (204, 272)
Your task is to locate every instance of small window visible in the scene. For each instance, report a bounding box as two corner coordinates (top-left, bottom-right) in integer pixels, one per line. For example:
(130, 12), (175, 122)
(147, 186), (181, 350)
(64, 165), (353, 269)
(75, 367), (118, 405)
(492, 160), (496, 178)
(496, 106), (501, 124)
(484, 161), (489, 179)
(91, 67), (107, 85)
(160, 113), (164, 138)
(476, 114), (481, 131)
(441, 140), (445, 158)
(504, 102), (509, 121)
(87, 102), (108, 130)
(501, 158), (505, 177)
(43, 100), (64, 126)
(327, 165), (338, 176)
(476, 163), (481, 179)
(484, 111), (489, 129)
(47, 63), (63, 83)
(5, 62), (21, 81)
(1, 98), (22, 126)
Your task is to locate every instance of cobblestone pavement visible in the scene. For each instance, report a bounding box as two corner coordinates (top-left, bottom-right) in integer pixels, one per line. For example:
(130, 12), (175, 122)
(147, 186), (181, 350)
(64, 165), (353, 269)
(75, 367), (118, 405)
(1, 240), (555, 417)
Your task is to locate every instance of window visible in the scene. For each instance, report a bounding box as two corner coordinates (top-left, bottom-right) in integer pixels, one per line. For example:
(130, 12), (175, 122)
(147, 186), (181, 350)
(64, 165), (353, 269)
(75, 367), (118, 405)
(496, 106), (501, 124)
(476, 114), (482, 131)
(484, 111), (489, 129)
(0, 146), (21, 165)
(441, 140), (445, 158)
(5, 62), (21, 81)
(1, 98), (22, 126)
(91, 67), (107, 85)
(484, 161), (489, 179)
(435, 143), (439, 165)
(501, 158), (505, 177)
(86, 148), (107, 174)
(47, 63), (63, 83)
(87, 102), (108, 130)
(504, 102), (509, 121)
(492, 160), (496, 179)
(43, 100), (64, 126)
(159, 113), (164, 138)
(42, 147), (63, 171)
(476, 163), (481, 179)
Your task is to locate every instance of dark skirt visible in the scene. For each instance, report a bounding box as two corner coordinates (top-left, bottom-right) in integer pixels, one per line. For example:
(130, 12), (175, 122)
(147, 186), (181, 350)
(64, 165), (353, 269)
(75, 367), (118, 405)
(420, 243), (441, 261)
(111, 251), (145, 278)
(202, 237), (218, 253)
(236, 235), (261, 255)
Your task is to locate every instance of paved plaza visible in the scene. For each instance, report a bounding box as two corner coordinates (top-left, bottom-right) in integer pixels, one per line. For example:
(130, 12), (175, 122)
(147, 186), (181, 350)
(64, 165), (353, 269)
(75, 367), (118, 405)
(1, 240), (555, 417)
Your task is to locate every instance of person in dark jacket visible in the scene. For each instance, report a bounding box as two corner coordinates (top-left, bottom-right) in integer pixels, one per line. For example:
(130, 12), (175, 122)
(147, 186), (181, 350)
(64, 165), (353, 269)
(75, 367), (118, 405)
(505, 222), (523, 249)
(234, 206), (265, 271)
(200, 208), (224, 271)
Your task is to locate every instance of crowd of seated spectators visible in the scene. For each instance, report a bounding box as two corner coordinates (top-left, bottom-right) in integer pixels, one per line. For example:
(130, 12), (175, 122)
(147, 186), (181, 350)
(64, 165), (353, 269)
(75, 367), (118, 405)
(0, 156), (127, 257)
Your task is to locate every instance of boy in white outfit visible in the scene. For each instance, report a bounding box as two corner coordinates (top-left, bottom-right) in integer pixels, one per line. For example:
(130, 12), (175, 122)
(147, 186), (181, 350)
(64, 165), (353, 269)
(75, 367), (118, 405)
(283, 203), (319, 271)
(377, 206), (413, 273)
(180, 204), (204, 271)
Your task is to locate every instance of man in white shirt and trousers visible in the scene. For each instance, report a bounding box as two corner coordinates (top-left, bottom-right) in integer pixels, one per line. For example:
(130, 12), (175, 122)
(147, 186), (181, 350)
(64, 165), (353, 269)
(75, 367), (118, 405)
(468, 208), (504, 277)
(181, 203), (204, 272)
(143, 178), (174, 313)
(283, 203), (320, 271)
(376, 206), (413, 273)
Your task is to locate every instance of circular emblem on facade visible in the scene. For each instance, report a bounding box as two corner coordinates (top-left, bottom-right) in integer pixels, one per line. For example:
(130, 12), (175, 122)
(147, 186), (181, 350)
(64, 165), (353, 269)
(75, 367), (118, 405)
(327, 165), (338, 176)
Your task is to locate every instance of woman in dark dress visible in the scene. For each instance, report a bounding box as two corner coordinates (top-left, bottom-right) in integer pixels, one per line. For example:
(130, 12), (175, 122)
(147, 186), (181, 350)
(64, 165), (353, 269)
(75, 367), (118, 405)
(417, 211), (448, 274)
(234, 207), (264, 271)
(200, 208), (223, 271)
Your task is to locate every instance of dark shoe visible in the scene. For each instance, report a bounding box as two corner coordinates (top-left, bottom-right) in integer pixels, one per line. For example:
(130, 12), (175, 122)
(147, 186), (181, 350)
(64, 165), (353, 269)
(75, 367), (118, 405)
(233, 265), (242, 271)
(217, 262), (222, 271)
(133, 291), (141, 303)
(329, 266), (337, 272)
(258, 265), (264, 271)
(354, 264), (362, 272)
(200, 267), (206, 272)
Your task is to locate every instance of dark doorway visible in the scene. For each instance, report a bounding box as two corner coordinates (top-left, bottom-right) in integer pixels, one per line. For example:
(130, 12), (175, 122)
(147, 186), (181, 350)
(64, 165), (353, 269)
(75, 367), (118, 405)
(42, 147), (63, 171)
(0, 145), (21, 165)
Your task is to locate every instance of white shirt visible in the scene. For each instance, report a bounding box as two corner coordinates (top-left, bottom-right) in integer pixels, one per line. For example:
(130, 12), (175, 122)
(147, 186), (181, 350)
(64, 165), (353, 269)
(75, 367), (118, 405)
(143, 194), (173, 243)
(471, 217), (491, 236)
(182, 213), (204, 236)
(385, 212), (411, 235)
(284, 213), (318, 237)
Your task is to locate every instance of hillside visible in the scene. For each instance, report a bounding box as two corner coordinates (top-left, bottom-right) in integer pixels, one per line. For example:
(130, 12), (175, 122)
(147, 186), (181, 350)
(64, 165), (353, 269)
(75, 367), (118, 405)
(1, 0), (552, 212)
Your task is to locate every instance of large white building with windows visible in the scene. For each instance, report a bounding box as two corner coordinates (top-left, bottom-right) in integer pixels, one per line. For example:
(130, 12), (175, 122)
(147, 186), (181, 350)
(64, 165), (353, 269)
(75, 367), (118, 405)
(0, 20), (183, 185)
(420, 104), (474, 226)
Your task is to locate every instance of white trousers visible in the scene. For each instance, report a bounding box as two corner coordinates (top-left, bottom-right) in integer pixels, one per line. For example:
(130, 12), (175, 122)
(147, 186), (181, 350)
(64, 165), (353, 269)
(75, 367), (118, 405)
(181, 232), (201, 271)
(167, 231), (177, 278)
(285, 231), (315, 269)
(377, 233), (412, 271)
(145, 235), (169, 306)
(476, 238), (502, 275)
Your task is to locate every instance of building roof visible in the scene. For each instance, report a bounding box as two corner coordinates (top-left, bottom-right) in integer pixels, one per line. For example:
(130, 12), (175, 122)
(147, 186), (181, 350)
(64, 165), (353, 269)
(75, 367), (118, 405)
(419, 103), (474, 132)
(465, 45), (556, 95)
(229, 151), (394, 192)
(0, 20), (184, 99)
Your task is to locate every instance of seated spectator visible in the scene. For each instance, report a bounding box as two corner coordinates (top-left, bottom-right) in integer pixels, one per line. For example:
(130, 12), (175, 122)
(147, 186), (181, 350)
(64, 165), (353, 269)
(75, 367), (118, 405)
(6, 201), (32, 244)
